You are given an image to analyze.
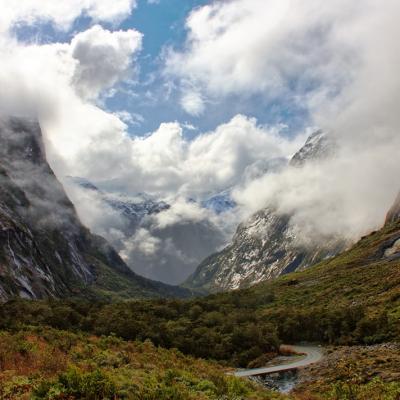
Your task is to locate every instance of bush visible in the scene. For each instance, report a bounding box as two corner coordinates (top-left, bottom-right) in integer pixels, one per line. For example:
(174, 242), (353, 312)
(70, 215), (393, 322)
(329, 378), (400, 400)
(33, 368), (117, 400)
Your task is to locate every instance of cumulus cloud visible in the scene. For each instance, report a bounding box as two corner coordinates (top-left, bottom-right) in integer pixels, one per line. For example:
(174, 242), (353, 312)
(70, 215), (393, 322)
(152, 198), (212, 229)
(0, 23), (143, 171)
(71, 25), (142, 99)
(234, 144), (400, 242)
(165, 0), (359, 105)
(63, 180), (231, 284)
(63, 181), (127, 240)
(56, 109), (300, 283)
(121, 228), (162, 257)
(121, 203), (229, 284)
(75, 114), (302, 198)
(180, 90), (205, 116)
(0, 0), (136, 33)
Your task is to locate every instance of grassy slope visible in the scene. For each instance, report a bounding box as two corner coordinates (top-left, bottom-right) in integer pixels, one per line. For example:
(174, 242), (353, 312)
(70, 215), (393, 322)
(0, 327), (284, 400)
(253, 219), (400, 317)
(0, 220), (399, 399)
(81, 251), (193, 302)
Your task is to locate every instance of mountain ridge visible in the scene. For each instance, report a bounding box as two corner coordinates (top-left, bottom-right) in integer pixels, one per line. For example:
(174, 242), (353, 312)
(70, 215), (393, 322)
(184, 130), (349, 292)
(0, 117), (190, 301)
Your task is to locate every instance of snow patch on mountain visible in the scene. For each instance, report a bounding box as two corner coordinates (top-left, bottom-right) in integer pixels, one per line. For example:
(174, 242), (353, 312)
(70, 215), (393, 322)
(185, 130), (348, 292)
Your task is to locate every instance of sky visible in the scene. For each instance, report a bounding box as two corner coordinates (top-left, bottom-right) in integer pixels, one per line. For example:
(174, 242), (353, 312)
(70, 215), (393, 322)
(1, 0), (400, 283)
(9, 0), (310, 137)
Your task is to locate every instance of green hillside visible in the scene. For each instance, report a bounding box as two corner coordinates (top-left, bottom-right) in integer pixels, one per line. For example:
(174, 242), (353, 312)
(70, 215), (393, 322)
(0, 219), (399, 398)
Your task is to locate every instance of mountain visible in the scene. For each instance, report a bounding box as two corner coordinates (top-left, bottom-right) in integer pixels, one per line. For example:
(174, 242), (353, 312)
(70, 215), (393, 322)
(201, 191), (236, 214)
(0, 117), (190, 301)
(65, 179), (228, 285)
(3, 192), (399, 398)
(185, 130), (348, 292)
(185, 208), (347, 292)
(386, 192), (400, 224)
(67, 177), (169, 232)
(290, 129), (335, 166)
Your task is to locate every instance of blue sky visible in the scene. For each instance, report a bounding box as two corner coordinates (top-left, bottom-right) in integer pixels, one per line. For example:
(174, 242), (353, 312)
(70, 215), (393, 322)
(13, 0), (309, 139)
(117, 0), (310, 137)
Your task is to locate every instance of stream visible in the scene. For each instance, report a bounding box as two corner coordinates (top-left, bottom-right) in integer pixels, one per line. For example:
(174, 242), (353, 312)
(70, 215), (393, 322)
(251, 370), (299, 393)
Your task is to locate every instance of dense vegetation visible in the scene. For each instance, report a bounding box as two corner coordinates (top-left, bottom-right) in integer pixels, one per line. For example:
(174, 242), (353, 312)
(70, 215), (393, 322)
(1, 221), (399, 368)
(0, 221), (399, 398)
(0, 294), (394, 369)
(0, 327), (281, 400)
(0, 327), (399, 399)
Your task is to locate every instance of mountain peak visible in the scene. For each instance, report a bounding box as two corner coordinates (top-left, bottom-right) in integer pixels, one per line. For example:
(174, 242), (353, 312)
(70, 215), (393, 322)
(385, 192), (400, 224)
(0, 117), (46, 166)
(290, 129), (335, 167)
(185, 129), (345, 293)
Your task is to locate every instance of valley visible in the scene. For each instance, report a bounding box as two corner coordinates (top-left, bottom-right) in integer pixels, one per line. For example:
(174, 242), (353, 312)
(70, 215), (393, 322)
(0, 213), (399, 398)
(1, 1), (400, 396)
(0, 117), (398, 399)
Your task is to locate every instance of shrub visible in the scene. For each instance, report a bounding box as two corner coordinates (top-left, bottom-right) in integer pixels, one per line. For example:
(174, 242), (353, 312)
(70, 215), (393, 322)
(34, 368), (117, 400)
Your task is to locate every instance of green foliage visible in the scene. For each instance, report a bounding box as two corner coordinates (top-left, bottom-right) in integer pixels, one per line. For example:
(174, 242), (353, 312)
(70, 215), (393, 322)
(0, 328), (278, 400)
(34, 368), (116, 399)
(0, 219), (399, 399)
(1, 222), (399, 372)
(329, 378), (400, 400)
(0, 298), (281, 367)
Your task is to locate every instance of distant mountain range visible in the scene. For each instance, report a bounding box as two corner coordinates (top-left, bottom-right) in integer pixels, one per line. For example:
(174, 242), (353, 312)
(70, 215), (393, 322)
(65, 153), (293, 285)
(200, 191), (236, 214)
(66, 177), (170, 230)
(184, 130), (350, 292)
(65, 179), (230, 285)
(0, 117), (190, 301)
(2, 118), (391, 300)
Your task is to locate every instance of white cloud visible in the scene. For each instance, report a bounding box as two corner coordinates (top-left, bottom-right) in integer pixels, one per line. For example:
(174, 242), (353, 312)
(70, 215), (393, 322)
(227, 0), (400, 240)
(121, 228), (162, 257)
(162, 0), (400, 244)
(63, 181), (127, 240)
(165, 0), (370, 109)
(114, 110), (144, 126)
(234, 140), (400, 242)
(82, 114), (301, 197)
(152, 198), (210, 229)
(180, 90), (205, 116)
(0, 24), (142, 172)
(1, 9), (300, 205)
(0, 0), (136, 33)
(71, 25), (142, 99)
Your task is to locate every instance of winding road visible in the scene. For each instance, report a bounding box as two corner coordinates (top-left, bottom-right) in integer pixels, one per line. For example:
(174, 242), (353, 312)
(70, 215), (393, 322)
(233, 345), (323, 378)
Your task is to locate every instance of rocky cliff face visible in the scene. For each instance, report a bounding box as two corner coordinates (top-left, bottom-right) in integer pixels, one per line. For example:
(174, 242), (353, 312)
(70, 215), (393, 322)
(0, 117), (189, 300)
(385, 192), (400, 224)
(185, 131), (349, 292)
(290, 129), (335, 167)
